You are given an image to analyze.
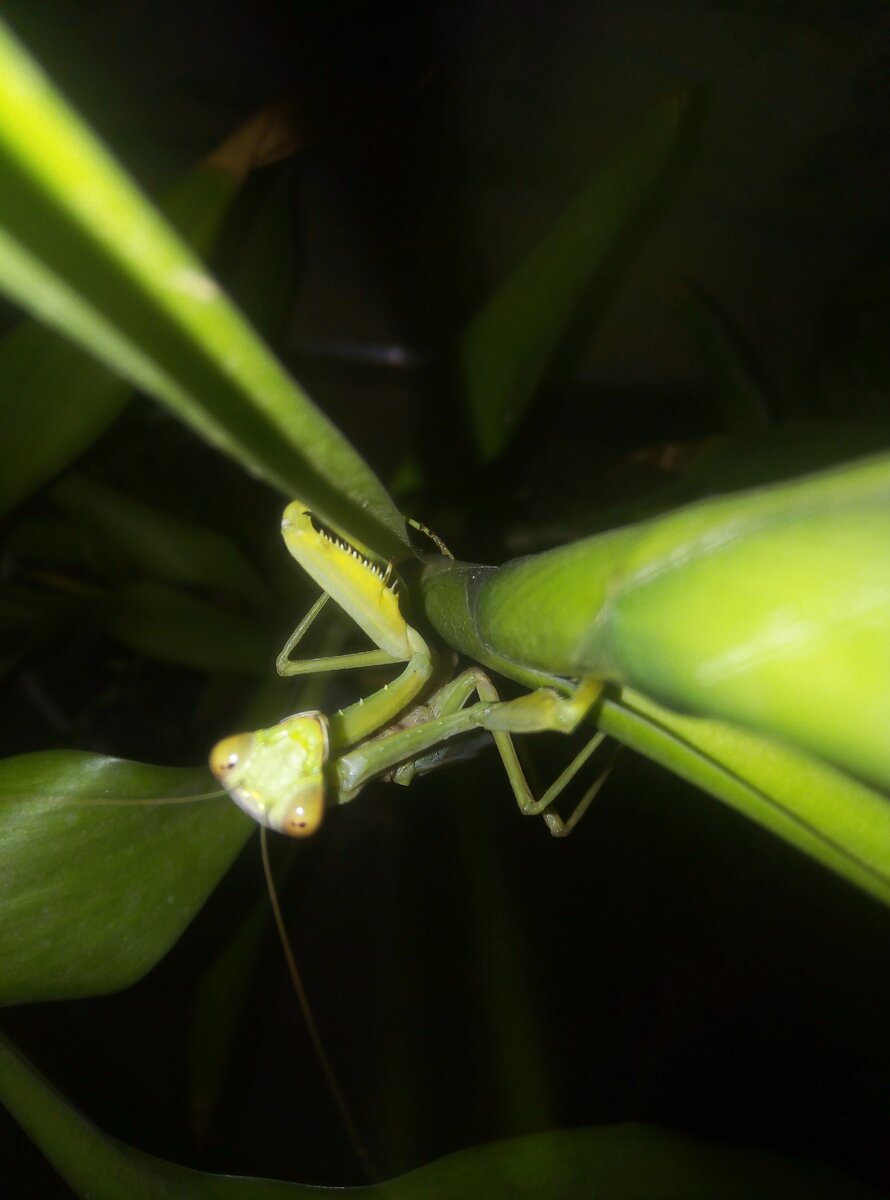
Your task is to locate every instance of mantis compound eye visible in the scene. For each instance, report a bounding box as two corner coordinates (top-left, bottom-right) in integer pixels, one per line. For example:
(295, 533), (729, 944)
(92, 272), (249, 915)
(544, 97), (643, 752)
(280, 798), (322, 836)
(209, 733), (253, 780)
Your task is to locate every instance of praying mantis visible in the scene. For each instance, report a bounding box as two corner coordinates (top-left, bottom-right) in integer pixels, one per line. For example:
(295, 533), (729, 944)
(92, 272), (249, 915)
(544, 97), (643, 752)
(210, 503), (609, 837)
(212, 450), (890, 847)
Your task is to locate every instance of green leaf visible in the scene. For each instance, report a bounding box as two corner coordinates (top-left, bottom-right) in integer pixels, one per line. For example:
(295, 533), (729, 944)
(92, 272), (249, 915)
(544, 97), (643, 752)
(0, 751), (251, 1003)
(461, 89), (698, 461)
(0, 1033), (882, 1199)
(0, 321), (131, 518)
(0, 152), (240, 521)
(0, 19), (405, 556)
(104, 581), (272, 673)
(599, 690), (890, 908)
(49, 474), (266, 604)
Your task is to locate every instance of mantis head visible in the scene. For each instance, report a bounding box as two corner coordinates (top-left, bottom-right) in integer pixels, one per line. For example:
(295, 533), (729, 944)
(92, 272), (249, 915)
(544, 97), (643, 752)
(209, 711), (330, 836)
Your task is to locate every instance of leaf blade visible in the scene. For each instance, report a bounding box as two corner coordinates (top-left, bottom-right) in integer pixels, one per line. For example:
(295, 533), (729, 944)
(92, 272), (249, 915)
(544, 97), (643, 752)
(0, 1033), (882, 1200)
(461, 89), (699, 460)
(0, 751), (251, 1004)
(600, 690), (890, 907)
(0, 19), (405, 554)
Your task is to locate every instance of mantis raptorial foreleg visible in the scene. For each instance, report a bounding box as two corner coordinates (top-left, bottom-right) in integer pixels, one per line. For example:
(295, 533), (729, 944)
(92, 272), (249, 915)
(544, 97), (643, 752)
(212, 501), (435, 832)
(277, 504), (434, 744)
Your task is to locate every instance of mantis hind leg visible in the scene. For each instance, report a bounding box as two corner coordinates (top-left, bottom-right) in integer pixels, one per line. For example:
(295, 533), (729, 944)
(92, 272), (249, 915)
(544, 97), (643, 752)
(474, 675), (615, 836)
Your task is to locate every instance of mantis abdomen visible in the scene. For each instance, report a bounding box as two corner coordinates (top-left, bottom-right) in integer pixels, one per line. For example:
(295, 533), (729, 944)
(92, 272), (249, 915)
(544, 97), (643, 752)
(422, 452), (890, 791)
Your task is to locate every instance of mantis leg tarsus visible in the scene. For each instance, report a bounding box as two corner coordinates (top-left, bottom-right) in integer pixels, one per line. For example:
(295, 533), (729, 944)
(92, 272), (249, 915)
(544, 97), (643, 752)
(469, 675), (612, 831)
(542, 744), (619, 837)
(488, 723), (611, 830)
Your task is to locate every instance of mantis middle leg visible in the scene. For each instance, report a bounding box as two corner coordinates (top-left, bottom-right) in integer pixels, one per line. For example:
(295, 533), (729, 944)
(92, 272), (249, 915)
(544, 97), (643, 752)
(334, 671), (611, 836)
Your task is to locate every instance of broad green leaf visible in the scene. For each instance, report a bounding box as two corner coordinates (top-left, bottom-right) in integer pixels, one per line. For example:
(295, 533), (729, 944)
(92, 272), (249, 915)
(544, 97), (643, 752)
(461, 90), (698, 461)
(104, 582), (272, 673)
(0, 1033), (882, 1199)
(599, 690), (890, 907)
(50, 475), (266, 604)
(0, 752), (251, 1003)
(0, 20), (406, 556)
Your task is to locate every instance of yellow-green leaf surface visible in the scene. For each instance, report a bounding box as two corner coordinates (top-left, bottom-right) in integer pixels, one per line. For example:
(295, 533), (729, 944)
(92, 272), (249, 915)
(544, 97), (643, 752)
(0, 20), (405, 556)
(0, 752), (250, 1004)
(461, 90), (697, 461)
(0, 1035), (882, 1200)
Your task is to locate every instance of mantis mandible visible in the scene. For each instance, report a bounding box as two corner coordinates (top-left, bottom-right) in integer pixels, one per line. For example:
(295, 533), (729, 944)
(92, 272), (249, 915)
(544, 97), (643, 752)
(210, 504), (608, 837)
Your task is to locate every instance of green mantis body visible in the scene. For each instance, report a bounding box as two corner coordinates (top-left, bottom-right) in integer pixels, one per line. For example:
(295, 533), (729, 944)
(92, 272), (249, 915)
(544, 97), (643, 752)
(422, 451), (890, 793)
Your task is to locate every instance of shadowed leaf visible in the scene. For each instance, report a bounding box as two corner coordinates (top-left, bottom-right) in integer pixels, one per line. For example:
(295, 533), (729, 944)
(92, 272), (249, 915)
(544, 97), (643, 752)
(0, 752), (251, 1004)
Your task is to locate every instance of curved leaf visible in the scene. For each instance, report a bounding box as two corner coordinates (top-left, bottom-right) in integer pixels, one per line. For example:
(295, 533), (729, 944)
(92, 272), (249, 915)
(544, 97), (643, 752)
(0, 140), (241, 520)
(462, 89), (698, 461)
(0, 752), (251, 1003)
(0, 19), (405, 556)
(0, 1033), (882, 1199)
(599, 690), (890, 907)
(50, 475), (266, 605)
